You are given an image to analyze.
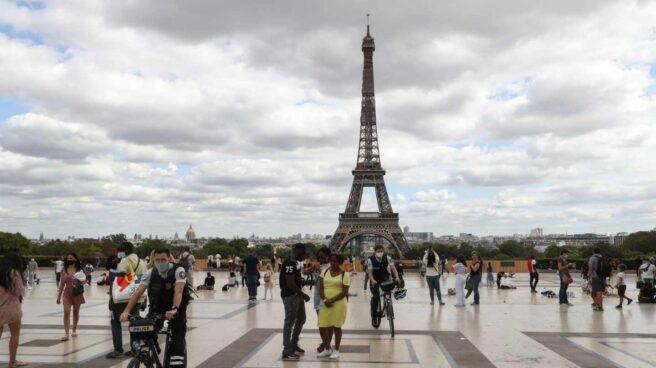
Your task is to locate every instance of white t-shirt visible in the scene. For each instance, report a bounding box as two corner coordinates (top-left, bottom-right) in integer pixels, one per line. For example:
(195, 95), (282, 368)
(55, 260), (64, 273)
(616, 271), (626, 286)
(422, 251), (441, 277)
(640, 263), (655, 279)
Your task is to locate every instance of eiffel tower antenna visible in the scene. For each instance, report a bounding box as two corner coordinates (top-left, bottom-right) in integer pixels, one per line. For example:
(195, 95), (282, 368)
(329, 21), (409, 258)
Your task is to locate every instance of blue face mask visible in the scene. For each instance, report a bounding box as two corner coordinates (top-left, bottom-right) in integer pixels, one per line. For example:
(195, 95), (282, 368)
(155, 261), (169, 274)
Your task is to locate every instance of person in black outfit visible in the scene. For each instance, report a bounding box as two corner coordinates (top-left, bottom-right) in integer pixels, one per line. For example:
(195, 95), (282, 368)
(366, 245), (401, 326)
(197, 272), (215, 290)
(280, 244), (310, 361)
(121, 248), (190, 367)
(243, 249), (260, 301)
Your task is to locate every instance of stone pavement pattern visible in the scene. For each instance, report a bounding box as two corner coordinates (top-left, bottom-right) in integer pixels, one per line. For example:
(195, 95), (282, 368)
(2, 270), (655, 367)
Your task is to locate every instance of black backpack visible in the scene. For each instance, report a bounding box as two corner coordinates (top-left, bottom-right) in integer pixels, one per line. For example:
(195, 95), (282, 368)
(179, 253), (192, 272)
(596, 255), (612, 279)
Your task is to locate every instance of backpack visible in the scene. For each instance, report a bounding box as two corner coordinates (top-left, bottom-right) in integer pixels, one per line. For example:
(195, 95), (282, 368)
(179, 253), (192, 271)
(596, 255), (612, 279)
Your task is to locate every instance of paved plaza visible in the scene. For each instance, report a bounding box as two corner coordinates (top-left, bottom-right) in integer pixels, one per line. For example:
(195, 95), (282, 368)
(2, 270), (655, 367)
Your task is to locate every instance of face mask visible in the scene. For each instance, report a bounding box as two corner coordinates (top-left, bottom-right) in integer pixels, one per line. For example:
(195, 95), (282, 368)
(155, 261), (169, 274)
(563, 255), (568, 259)
(65, 260), (75, 267)
(375, 252), (383, 259)
(117, 252), (126, 258)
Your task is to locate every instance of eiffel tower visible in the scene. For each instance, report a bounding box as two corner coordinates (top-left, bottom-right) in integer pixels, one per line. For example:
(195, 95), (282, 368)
(329, 20), (409, 258)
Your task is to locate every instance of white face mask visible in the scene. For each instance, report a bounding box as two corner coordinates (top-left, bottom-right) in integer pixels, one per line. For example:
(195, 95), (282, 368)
(117, 252), (126, 259)
(375, 252), (384, 259)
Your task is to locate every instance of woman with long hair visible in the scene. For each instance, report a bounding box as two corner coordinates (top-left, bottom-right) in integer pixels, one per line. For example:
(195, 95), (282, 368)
(56, 253), (85, 341)
(454, 255), (467, 307)
(423, 249), (444, 305)
(0, 252), (27, 367)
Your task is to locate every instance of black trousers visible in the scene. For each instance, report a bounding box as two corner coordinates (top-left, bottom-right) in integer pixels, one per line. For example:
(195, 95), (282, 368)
(153, 311), (187, 368)
(370, 284), (382, 320)
(530, 272), (539, 291)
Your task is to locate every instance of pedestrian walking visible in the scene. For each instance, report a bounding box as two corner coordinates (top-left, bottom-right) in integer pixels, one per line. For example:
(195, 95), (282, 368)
(27, 258), (38, 289)
(528, 255), (539, 293)
(0, 253), (27, 368)
(52, 256), (64, 287)
(263, 265), (274, 300)
(558, 249), (575, 306)
(454, 255), (467, 307)
(56, 253), (85, 341)
(588, 247), (605, 311)
(423, 249), (444, 305)
(486, 262), (494, 287)
(614, 264), (633, 309)
(317, 254), (350, 360)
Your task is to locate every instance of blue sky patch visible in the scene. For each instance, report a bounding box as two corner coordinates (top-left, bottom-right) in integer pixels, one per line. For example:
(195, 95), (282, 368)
(0, 24), (44, 45)
(0, 97), (28, 124)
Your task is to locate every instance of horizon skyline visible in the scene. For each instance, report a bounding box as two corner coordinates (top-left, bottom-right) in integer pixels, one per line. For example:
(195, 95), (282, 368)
(2, 1), (656, 238)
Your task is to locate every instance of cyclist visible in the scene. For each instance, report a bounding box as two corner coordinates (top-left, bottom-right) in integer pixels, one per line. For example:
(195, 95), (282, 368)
(120, 248), (190, 367)
(366, 244), (401, 326)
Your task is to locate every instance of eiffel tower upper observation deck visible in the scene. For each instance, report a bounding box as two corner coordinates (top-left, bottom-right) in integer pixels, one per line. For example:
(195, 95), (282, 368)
(329, 19), (409, 257)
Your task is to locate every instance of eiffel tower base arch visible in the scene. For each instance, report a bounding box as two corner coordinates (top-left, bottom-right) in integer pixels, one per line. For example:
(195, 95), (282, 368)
(329, 216), (409, 258)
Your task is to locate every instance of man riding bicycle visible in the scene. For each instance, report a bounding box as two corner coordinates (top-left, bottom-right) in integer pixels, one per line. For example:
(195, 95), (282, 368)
(366, 245), (401, 326)
(120, 248), (191, 367)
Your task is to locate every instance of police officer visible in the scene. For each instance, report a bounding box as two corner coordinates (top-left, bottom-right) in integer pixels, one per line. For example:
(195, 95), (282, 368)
(366, 244), (400, 326)
(121, 248), (190, 367)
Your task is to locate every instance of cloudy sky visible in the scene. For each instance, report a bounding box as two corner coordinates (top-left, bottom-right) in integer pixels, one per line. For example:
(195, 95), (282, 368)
(1, 0), (656, 239)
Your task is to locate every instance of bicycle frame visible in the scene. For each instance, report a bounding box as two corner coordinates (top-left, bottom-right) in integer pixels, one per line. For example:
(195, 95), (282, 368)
(129, 316), (173, 368)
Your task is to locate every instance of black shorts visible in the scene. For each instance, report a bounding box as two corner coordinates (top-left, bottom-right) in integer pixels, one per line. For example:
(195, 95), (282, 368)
(591, 278), (604, 295)
(618, 285), (626, 297)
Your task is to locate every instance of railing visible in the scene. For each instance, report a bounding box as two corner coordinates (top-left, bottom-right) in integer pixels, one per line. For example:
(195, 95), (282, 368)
(339, 212), (398, 219)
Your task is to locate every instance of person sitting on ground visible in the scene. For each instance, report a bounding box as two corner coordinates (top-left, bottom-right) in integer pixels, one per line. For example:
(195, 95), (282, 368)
(221, 271), (239, 291)
(96, 272), (108, 286)
(499, 273), (516, 289)
(197, 272), (216, 291)
(496, 272), (504, 288)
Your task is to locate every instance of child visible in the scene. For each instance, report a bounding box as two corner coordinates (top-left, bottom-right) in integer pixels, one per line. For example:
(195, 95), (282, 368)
(614, 264), (633, 309)
(263, 264), (274, 300)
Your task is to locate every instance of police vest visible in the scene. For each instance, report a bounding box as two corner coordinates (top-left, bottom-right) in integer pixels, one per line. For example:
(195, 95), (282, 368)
(370, 255), (390, 282)
(147, 267), (190, 316)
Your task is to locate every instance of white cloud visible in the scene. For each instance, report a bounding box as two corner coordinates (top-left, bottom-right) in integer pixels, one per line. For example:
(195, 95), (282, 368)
(0, 0), (655, 238)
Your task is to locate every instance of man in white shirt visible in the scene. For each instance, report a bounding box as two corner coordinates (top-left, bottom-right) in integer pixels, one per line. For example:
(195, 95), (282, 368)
(52, 257), (64, 286)
(215, 254), (222, 269)
(639, 258), (655, 287)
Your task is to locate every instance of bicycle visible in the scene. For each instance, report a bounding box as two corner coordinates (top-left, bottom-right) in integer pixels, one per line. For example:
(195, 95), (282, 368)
(371, 280), (396, 337)
(127, 315), (184, 368)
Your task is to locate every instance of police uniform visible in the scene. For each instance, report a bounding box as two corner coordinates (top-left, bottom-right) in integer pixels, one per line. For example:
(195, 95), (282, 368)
(366, 255), (394, 322)
(141, 264), (190, 367)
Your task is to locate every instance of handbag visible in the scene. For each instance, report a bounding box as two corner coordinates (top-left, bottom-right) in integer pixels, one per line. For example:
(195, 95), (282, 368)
(72, 281), (85, 296)
(465, 275), (472, 290)
(562, 274), (573, 285)
(111, 258), (144, 304)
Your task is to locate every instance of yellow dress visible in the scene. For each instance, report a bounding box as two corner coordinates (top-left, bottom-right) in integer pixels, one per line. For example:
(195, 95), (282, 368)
(318, 270), (350, 328)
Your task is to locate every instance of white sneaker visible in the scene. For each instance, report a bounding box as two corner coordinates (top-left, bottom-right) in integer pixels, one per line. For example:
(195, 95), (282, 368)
(317, 348), (332, 358)
(330, 350), (340, 359)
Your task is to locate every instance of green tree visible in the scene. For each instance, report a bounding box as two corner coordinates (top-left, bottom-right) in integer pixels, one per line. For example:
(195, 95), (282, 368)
(622, 231), (656, 255)
(497, 240), (525, 258)
(544, 245), (561, 258)
(0, 232), (31, 254)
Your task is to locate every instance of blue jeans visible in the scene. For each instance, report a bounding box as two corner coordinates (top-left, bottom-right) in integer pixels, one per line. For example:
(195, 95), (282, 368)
(246, 274), (259, 299)
(426, 275), (443, 303)
(471, 274), (481, 304)
(559, 281), (569, 304)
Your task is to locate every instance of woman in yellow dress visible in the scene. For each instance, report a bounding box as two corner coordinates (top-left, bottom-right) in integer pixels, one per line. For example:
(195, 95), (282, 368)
(318, 253), (350, 360)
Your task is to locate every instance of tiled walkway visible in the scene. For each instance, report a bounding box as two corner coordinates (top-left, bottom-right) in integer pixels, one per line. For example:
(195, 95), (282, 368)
(2, 270), (655, 367)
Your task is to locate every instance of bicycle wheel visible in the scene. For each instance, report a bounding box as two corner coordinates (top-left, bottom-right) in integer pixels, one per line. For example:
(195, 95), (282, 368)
(386, 300), (395, 338)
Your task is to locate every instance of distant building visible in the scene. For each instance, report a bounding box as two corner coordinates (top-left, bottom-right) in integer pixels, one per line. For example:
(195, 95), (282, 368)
(403, 225), (410, 235)
(612, 232), (628, 247)
(529, 227), (543, 237)
(39, 232), (44, 242)
(185, 224), (196, 242)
